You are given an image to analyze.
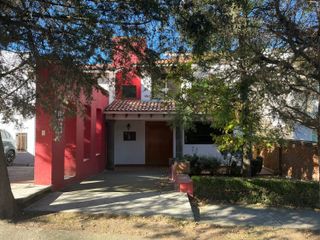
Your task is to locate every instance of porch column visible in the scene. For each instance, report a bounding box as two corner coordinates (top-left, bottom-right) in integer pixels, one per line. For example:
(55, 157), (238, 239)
(175, 126), (183, 158)
(106, 120), (115, 169)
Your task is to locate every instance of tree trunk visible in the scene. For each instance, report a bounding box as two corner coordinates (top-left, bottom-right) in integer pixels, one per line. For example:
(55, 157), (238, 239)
(242, 142), (252, 177)
(0, 133), (17, 219)
(239, 79), (252, 177)
(278, 144), (283, 177)
(317, 95), (320, 208)
(175, 126), (183, 159)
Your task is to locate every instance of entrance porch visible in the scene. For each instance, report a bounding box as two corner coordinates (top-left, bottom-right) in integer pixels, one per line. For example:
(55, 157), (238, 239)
(105, 99), (179, 168)
(106, 119), (176, 167)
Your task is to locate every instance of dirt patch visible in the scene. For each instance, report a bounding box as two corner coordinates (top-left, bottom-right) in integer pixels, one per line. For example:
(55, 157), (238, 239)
(5, 211), (319, 240)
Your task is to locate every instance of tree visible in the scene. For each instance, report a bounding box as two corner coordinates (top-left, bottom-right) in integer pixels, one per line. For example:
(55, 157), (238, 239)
(172, 0), (276, 176)
(172, 0), (320, 182)
(256, 0), (320, 183)
(0, 0), (174, 219)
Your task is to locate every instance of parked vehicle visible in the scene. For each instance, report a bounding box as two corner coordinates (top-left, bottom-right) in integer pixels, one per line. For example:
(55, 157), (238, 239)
(0, 129), (16, 166)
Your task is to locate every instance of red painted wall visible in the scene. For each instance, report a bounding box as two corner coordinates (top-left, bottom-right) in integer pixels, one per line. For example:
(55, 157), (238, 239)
(115, 70), (142, 100)
(34, 107), (55, 185)
(112, 38), (146, 100)
(34, 38), (145, 189)
(34, 70), (109, 189)
(112, 37), (146, 68)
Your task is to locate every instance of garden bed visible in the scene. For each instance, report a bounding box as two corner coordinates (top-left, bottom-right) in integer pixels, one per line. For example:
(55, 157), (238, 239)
(192, 176), (319, 208)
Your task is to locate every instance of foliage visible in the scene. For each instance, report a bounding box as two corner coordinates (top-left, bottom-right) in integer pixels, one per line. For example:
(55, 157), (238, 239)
(171, 1), (286, 176)
(0, 0), (177, 125)
(192, 176), (319, 208)
(256, 0), (320, 135)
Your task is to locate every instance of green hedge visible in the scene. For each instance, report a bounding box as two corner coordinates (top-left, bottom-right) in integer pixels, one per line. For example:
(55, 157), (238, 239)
(192, 176), (320, 208)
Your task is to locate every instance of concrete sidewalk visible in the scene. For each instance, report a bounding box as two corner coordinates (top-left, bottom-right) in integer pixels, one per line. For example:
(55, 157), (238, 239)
(23, 167), (320, 230)
(8, 166), (34, 183)
(13, 152), (34, 166)
(26, 168), (194, 220)
(200, 204), (320, 230)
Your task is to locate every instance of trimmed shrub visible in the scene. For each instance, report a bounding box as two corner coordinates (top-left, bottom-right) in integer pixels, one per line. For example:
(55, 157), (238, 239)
(192, 176), (319, 208)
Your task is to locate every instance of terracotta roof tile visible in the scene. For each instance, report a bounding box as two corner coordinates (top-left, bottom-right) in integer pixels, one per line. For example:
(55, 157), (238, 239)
(105, 99), (175, 113)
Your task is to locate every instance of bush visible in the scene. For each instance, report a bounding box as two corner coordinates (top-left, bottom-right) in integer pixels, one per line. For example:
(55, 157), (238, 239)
(183, 155), (200, 175)
(184, 154), (221, 175)
(192, 176), (319, 208)
(199, 156), (221, 174)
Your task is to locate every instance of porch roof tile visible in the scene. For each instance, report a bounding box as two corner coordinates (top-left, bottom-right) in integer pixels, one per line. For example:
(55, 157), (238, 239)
(105, 99), (175, 113)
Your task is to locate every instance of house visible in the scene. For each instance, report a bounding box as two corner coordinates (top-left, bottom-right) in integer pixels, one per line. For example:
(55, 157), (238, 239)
(1, 40), (318, 189)
(103, 38), (223, 167)
(102, 39), (319, 181)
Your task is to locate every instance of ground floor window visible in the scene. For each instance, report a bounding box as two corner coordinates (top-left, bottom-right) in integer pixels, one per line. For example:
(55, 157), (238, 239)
(184, 122), (223, 144)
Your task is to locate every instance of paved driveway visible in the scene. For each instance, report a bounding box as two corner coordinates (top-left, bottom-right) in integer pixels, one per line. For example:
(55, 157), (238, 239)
(26, 167), (194, 220)
(8, 166), (34, 183)
(14, 152), (34, 166)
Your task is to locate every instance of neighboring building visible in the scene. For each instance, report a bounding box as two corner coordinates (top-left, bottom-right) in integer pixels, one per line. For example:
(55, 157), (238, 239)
(0, 50), (36, 164)
(0, 117), (35, 155)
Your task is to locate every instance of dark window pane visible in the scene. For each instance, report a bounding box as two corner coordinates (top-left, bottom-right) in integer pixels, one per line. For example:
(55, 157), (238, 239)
(124, 131), (136, 141)
(122, 85), (136, 99)
(184, 122), (223, 144)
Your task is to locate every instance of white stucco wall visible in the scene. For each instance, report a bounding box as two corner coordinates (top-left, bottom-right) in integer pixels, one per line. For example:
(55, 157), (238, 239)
(141, 75), (151, 101)
(183, 144), (223, 159)
(182, 131), (223, 160)
(114, 120), (145, 164)
(0, 116), (35, 155)
(98, 72), (115, 103)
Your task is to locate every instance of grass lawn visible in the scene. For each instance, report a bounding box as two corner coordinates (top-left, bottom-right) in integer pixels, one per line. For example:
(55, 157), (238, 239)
(192, 176), (320, 208)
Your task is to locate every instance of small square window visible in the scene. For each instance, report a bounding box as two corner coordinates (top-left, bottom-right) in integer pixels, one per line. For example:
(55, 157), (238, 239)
(122, 85), (136, 99)
(124, 131), (136, 141)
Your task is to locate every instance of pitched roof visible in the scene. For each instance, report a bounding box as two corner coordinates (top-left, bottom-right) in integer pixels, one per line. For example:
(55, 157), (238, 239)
(105, 99), (175, 113)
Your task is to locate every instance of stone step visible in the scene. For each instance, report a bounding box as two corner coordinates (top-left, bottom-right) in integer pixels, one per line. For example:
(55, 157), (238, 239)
(11, 184), (52, 208)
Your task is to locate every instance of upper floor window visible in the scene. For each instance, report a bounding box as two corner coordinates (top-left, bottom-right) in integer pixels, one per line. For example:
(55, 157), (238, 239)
(122, 85), (137, 99)
(152, 79), (179, 100)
